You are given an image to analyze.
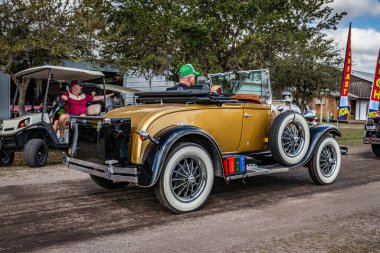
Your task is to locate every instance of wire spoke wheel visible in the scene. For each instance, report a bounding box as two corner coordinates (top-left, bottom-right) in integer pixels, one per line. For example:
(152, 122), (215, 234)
(155, 143), (214, 213)
(308, 137), (341, 185)
(170, 157), (206, 203)
(269, 111), (310, 166)
(319, 145), (337, 177)
(281, 122), (305, 157)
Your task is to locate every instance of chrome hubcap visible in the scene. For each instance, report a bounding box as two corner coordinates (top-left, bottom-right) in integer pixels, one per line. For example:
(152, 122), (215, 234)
(170, 157), (206, 203)
(319, 145), (337, 177)
(282, 122), (305, 157)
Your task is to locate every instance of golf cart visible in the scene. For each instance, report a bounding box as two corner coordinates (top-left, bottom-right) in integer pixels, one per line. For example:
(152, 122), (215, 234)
(0, 66), (111, 167)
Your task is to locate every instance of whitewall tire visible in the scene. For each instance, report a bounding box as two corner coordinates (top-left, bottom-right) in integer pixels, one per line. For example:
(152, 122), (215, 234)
(155, 143), (214, 213)
(269, 111), (310, 166)
(308, 137), (341, 185)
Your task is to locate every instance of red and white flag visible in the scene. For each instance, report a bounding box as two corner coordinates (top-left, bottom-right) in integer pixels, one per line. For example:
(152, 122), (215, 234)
(367, 49), (380, 119)
(338, 23), (352, 120)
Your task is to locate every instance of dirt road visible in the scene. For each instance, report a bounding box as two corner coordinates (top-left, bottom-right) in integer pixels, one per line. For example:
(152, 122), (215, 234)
(0, 145), (379, 253)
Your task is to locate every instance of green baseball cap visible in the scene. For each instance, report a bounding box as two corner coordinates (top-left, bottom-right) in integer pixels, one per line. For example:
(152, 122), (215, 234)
(178, 64), (200, 77)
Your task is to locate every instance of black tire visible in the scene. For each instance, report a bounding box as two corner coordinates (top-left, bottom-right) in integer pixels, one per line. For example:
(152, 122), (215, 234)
(24, 139), (48, 168)
(154, 142), (214, 213)
(372, 144), (380, 157)
(308, 137), (341, 185)
(0, 149), (15, 166)
(90, 175), (129, 189)
(269, 111), (310, 166)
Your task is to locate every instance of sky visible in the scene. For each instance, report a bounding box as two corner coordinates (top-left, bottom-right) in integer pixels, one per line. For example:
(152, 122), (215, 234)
(327, 0), (380, 74)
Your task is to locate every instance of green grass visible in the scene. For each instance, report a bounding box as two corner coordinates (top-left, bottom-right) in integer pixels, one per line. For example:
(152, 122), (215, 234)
(325, 123), (364, 146)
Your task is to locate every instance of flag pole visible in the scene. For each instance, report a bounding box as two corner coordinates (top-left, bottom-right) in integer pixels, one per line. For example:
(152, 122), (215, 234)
(337, 22), (352, 127)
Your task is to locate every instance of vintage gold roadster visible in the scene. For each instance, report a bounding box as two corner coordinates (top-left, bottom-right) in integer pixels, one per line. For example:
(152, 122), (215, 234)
(64, 69), (347, 213)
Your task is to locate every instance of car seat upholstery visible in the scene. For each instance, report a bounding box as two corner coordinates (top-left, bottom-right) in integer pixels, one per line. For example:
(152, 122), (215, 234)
(87, 104), (102, 115)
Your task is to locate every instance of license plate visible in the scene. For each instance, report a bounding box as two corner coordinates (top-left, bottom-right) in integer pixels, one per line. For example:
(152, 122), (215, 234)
(366, 125), (376, 130)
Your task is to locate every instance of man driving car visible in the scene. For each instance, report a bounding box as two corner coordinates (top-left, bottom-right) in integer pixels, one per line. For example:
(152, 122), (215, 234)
(177, 64), (222, 93)
(57, 80), (113, 142)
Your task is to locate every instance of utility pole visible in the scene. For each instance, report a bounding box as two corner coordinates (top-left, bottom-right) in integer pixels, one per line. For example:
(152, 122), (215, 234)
(326, 97), (329, 123)
(320, 97), (323, 124)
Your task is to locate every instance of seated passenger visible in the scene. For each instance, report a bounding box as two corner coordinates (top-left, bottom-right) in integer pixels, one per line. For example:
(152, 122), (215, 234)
(58, 80), (113, 142)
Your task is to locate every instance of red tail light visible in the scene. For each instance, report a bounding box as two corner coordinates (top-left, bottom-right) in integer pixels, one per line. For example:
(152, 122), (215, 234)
(223, 159), (229, 176)
(228, 156), (235, 174)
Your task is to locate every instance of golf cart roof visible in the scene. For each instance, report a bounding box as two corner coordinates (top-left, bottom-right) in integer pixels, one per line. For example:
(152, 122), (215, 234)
(14, 65), (105, 81)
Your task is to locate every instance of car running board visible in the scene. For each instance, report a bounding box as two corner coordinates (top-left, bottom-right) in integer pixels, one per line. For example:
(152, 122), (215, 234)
(226, 145), (349, 184)
(225, 163), (291, 183)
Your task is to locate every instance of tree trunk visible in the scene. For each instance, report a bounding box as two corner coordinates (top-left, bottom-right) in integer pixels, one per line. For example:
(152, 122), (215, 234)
(10, 76), (31, 116)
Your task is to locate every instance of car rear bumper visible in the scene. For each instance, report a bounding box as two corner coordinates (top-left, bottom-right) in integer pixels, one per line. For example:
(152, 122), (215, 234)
(363, 130), (380, 144)
(63, 154), (139, 184)
(363, 137), (380, 144)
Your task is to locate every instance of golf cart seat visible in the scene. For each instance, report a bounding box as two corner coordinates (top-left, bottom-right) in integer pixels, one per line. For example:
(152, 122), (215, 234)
(87, 104), (102, 116)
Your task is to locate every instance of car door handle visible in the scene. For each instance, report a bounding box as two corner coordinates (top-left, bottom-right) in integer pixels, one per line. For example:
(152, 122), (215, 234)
(244, 113), (253, 118)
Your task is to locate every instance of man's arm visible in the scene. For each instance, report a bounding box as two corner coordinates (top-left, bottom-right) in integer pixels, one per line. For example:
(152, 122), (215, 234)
(210, 85), (222, 94)
(61, 93), (68, 101)
(92, 94), (113, 102)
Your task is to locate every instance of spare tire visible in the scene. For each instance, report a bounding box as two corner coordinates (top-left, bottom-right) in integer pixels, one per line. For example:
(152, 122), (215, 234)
(269, 111), (310, 166)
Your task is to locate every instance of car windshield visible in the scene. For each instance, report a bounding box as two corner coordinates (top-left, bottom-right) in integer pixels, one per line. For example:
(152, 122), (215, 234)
(208, 70), (271, 99)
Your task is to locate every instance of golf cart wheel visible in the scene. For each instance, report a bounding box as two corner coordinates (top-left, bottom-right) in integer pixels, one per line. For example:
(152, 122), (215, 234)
(308, 137), (341, 185)
(269, 111), (310, 166)
(0, 149), (15, 166)
(90, 175), (129, 189)
(24, 139), (48, 168)
(154, 142), (214, 213)
(372, 144), (380, 157)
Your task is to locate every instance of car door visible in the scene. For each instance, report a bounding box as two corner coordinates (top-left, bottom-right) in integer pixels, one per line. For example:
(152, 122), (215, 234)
(238, 102), (271, 153)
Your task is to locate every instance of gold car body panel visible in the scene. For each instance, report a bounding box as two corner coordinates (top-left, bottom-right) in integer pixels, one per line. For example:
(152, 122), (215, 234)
(105, 102), (270, 164)
(238, 104), (271, 152)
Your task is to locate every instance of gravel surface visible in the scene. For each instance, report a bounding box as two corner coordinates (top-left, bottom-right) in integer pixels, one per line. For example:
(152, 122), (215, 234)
(0, 144), (379, 253)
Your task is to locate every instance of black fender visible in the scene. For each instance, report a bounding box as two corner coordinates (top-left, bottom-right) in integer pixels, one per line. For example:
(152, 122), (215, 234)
(292, 124), (342, 168)
(138, 126), (223, 187)
(14, 122), (62, 149)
